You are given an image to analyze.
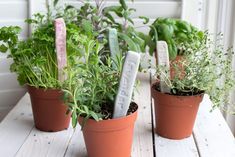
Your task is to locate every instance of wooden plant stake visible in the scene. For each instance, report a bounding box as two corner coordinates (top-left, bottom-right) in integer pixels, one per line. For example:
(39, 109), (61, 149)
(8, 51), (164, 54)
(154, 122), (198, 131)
(55, 18), (67, 82)
(156, 41), (171, 93)
(113, 51), (140, 119)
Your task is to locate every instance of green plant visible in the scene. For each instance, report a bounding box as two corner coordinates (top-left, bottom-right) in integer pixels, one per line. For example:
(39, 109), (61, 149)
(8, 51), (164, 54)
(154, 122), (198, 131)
(63, 32), (123, 127)
(0, 9), (83, 89)
(154, 32), (235, 110)
(65, 0), (147, 56)
(149, 18), (205, 59)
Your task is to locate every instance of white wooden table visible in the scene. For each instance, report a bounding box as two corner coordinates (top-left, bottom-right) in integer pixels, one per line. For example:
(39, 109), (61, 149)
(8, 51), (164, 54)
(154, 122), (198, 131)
(0, 73), (235, 157)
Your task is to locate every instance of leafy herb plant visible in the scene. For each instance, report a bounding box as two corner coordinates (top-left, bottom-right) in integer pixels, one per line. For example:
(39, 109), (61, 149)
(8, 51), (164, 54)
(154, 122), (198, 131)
(154, 32), (235, 110)
(63, 33), (122, 127)
(149, 18), (205, 59)
(65, 0), (147, 55)
(0, 10), (83, 89)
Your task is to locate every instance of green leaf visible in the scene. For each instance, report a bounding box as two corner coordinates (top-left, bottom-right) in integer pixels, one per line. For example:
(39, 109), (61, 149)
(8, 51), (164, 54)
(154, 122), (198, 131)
(139, 16), (150, 24)
(90, 111), (99, 121)
(118, 32), (139, 52)
(103, 6), (123, 17)
(167, 41), (177, 60)
(53, 0), (59, 7)
(0, 44), (8, 53)
(119, 0), (128, 10)
(127, 18), (134, 25)
(72, 110), (78, 128)
(81, 19), (93, 36)
(176, 20), (192, 33)
(150, 25), (158, 42)
(104, 13), (115, 23)
(65, 5), (75, 11)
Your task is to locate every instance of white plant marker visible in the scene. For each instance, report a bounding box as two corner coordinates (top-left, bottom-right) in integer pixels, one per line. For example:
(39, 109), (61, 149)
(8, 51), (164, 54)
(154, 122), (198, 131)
(55, 18), (67, 82)
(156, 41), (171, 93)
(113, 51), (140, 119)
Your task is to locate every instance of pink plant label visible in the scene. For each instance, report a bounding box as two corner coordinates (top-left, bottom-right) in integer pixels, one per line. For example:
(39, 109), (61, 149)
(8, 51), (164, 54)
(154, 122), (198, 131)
(113, 51), (140, 119)
(156, 41), (171, 93)
(55, 18), (67, 82)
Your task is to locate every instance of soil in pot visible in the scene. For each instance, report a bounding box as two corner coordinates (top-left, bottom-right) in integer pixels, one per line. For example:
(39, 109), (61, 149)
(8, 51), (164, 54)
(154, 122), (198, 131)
(79, 102), (138, 157)
(28, 86), (71, 132)
(151, 83), (204, 139)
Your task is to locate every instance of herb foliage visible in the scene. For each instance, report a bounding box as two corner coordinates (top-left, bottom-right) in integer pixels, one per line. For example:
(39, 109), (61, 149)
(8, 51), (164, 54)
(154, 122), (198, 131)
(149, 18), (205, 59)
(154, 32), (235, 110)
(0, 9), (83, 89)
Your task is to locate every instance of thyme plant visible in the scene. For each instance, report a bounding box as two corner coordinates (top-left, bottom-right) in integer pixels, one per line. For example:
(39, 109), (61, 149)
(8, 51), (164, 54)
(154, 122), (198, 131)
(154, 32), (235, 110)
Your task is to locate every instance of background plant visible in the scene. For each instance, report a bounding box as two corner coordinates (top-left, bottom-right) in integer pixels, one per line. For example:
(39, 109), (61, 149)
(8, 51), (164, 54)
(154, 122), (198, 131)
(149, 18), (205, 60)
(0, 8), (83, 89)
(64, 0), (147, 56)
(154, 32), (235, 110)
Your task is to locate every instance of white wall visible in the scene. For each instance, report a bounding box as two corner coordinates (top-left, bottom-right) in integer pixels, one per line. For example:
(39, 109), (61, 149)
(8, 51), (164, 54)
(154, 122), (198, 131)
(0, 0), (182, 121)
(0, 0), (28, 120)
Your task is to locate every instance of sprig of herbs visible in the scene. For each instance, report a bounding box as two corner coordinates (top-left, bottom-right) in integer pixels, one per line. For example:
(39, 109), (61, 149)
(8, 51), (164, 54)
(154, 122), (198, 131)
(154, 32), (235, 110)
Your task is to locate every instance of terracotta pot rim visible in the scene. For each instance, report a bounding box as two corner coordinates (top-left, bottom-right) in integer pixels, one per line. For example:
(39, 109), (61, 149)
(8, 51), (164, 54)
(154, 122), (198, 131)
(83, 107), (138, 123)
(27, 85), (62, 92)
(27, 85), (64, 99)
(79, 103), (138, 132)
(151, 82), (204, 98)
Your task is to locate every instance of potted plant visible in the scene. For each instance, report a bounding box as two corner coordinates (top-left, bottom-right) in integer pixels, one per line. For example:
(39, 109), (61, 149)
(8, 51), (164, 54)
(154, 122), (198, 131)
(0, 4), (83, 132)
(151, 31), (235, 139)
(65, 0), (147, 58)
(147, 18), (205, 77)
(63, 27), (140, 157)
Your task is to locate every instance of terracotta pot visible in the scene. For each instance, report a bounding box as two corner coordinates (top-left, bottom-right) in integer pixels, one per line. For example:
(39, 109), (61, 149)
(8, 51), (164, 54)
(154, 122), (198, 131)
(79, 104), (138, 157)
(155, 50), (185, 79)
(151, 83), (204, 139)
(170, 55), (185, 79)
(28, 86), (70, 132)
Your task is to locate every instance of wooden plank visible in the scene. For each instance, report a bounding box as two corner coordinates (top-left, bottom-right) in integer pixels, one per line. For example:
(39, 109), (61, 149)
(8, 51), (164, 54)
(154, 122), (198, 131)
(15, 126), (74, 157)
(155, 135), (199, 157)
(132, 73), (154, 157)
(0, 94), (34, 157)
(64, 127), (87, 157)
(152, 99), (199, 157)
(0, 106), (14, 122)
(193, 95), (235, 157)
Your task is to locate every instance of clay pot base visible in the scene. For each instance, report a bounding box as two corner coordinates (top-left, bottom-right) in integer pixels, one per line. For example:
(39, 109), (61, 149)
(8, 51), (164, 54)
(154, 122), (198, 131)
(28, 86), (71, 132)
(151, 83), (204, 139)
(35, 126), (69, 132)
(80, 103), (138, 157)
